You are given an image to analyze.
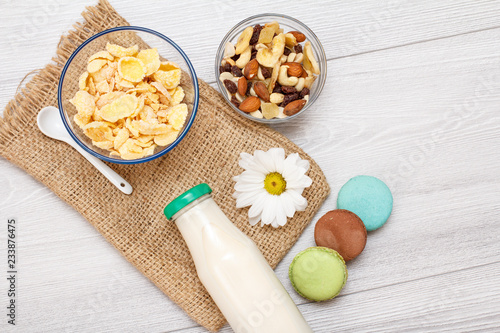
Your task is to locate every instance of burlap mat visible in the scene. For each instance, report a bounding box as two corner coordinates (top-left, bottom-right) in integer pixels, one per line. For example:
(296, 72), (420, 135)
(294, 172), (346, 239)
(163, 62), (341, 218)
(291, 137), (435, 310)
(0, 1), (329, 331)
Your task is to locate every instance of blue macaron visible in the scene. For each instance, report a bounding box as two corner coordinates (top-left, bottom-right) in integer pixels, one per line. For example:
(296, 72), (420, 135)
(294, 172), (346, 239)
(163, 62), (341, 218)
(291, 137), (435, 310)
(337, 176), (393, 231)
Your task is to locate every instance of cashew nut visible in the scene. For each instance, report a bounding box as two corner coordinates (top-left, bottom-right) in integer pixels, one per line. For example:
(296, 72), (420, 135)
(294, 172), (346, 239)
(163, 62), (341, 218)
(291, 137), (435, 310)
(223, 42), (235, 58)
(219, 71), (236, 82)
(287, 52), (296, 63)
(225, 57), (236, 67)
(270, 93), (284, 104)
(293, 53), (304, 63)
(278, 65), (299, 86)
(280, 55), (288, 64)
(236, 46), (251, 68)
(295, 77), (305, 92)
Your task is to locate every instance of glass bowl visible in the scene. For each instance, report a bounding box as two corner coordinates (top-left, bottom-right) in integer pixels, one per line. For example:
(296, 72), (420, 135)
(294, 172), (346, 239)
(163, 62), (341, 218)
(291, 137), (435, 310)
(58, 26), (199, 164)
(215, 13), (326, 124)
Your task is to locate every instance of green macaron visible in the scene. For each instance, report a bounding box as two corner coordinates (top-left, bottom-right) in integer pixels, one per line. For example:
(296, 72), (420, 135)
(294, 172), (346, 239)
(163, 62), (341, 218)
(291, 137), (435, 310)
(289, 247), (348, 301)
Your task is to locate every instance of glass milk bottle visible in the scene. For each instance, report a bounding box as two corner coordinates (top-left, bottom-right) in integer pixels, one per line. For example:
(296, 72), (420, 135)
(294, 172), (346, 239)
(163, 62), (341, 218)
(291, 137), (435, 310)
(164, 183), (313, 333)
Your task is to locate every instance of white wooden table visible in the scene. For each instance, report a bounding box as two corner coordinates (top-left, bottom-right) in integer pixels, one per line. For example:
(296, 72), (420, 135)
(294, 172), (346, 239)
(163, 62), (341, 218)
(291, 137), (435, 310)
(1, 1), (500, 332)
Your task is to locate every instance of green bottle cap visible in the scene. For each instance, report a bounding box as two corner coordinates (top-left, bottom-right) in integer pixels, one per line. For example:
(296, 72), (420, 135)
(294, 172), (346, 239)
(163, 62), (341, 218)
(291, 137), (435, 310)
(163, 183), (212, 220)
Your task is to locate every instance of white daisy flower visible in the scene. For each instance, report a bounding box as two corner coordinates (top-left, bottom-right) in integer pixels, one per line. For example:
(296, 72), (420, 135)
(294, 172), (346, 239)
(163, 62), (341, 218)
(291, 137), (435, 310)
(233, 148), (312, 228)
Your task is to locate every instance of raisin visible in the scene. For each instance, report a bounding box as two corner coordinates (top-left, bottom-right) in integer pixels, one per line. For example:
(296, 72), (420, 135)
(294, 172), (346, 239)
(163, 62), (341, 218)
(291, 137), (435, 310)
(231, 53), (240, 62)
(231, 65), (243, 77)
(294, 44), (302, 54)
(224, 79), (238, 94)
(282, 93), (299, 107)
(219, 66), (224, 74)
(250, 33), (259, 45)
(300, 87), (310, 98)
(231, 95), (240, 108)
(251, 48), (257, 60)
(250, 26), (261, 45)
(261, 66), (271, 79)
(246, 81), (252, 96)
(281, 86), (297, 94)
(272, 82), (282, 94)
(223, 62), (232, 72)
(283, 47), (291, 56)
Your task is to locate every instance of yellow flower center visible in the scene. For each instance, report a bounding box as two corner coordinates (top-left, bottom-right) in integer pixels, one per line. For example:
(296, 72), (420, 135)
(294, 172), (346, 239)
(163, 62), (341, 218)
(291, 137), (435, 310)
(264, 172), (287, 195)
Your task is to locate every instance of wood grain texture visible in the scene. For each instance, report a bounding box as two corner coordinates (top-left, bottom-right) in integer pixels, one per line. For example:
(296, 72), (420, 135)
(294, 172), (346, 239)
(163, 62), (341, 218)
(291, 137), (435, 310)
(1, 0), (500, 332)
(178, 262), (500, 333)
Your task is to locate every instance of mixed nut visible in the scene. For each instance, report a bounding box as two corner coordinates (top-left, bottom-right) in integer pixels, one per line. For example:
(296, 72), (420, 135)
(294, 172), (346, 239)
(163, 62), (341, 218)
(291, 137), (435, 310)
(219, 21), (320, 120)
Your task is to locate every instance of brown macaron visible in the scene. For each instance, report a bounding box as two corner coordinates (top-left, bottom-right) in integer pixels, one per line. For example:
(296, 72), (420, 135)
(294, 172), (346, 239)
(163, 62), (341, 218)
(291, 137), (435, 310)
(314, 209), (367, 261)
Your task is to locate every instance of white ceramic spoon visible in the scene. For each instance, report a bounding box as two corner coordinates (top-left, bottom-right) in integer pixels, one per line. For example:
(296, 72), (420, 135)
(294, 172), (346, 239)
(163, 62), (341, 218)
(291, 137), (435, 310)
(37, 106), (133, 195)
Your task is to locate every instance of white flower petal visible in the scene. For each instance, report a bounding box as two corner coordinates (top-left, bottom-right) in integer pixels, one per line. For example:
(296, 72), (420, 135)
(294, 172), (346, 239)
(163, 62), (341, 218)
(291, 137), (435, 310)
(261, 194), (278, 225)
(297, 158), (310, 171)
(234, 148), (312, 228)
(248, 190), (267, 218)
(285, 153), (300, 164)
(283, 168), (303, 185)
(274, 201), (287, 226)
(236, 189), (262, 208)
(279, 192), (297, 218)
(239, 152), (268, 174)
(254, 150), (276, 173)
(282, 154), (301, 180)
(268, 148), (285, 173)
(238, 170), (266, 183)
(239, 152), (255, 169)
(247, 159), (269, 174)
(287, 189), (308, 211)
(234, 181), (263, 192)
(249, 215), (261, 226)
(286, 174), (312, 190)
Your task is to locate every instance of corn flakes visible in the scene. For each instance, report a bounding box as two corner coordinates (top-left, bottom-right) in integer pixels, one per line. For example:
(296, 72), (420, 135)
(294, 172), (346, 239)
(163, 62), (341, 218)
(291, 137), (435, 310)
(106, 43), (138, 57)
(89, 51), (114, 62)
(118, 57), (146, 83)
(87, 59), (107, 74)
(137, 48), (161, 76)
(70, 44), (188, 159)
(153, 69), (181, 89)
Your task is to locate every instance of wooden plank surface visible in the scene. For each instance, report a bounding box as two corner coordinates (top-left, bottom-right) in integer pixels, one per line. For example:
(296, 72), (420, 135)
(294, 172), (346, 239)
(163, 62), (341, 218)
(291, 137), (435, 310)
(1, 1), (499, 332)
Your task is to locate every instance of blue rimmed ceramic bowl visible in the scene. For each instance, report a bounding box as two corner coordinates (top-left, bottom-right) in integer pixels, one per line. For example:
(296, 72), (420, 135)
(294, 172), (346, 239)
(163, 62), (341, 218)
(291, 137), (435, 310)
(58, 26), (199, 164)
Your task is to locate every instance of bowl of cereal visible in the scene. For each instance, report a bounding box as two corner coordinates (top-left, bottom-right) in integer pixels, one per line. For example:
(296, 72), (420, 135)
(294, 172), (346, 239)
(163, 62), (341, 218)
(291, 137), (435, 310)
(215, 14), (326, 123)
(58, 26), (199, 163)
